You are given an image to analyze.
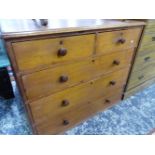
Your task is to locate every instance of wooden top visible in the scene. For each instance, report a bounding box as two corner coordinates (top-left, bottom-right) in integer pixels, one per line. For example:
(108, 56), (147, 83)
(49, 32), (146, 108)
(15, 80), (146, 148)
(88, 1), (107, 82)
(0, 19), (145, 39)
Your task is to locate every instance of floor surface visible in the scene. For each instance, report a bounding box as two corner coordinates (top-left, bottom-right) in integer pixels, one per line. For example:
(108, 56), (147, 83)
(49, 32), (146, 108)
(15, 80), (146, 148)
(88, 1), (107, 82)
(0, 81), (155, 135)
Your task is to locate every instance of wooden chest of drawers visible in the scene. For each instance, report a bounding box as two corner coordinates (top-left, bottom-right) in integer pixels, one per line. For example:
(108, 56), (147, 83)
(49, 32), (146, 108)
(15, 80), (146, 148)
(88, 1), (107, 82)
(124, 20), (155, 98)
(0, 19), (144, 134)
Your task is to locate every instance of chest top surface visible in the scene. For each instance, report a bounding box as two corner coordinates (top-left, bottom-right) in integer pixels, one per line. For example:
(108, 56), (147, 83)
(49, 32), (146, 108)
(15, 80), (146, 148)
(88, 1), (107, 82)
(0, 19), (145, 39)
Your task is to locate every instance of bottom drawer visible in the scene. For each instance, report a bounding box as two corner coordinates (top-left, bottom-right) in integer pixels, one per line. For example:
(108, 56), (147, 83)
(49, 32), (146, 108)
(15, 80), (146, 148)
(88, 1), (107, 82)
(34, 90), (122, 134)
(124, 76), (155, 99)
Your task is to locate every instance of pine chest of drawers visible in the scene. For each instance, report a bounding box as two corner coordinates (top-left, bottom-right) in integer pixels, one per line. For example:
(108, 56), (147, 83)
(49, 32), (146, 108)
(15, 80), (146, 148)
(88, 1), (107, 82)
(0, 19), (144, 134)
(124, 20), (155, 98)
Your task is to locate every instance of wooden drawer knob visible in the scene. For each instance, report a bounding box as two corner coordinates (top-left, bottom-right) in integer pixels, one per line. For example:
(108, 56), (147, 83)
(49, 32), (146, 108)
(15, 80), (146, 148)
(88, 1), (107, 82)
(138, 75), (144, 80)
(40, 19), (48, 26)
(63, 120), (69, 125)
(58, 48), (67, 56)
(105, 99), (111, 103)
(59, 75), (68, 83)
(152, 37), (155, 41)
(117, 38), (126, 44)
(144, 56), (151, 62)
(109, 80), (116, 85)
(113, 60), (120, 65)
(61, 100), (70, 107)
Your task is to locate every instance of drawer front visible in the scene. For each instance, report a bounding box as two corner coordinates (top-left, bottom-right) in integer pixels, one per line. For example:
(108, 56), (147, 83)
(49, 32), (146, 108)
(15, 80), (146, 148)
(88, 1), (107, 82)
(12, 34), (95, 72)
(124, 77), (155, 99)
(29, 67), (129, 125)
(22, 49), (133, 101)
(127, 63), (155, 90)
(34, 90), (123, 134)
(140, 32), (155, 45)
(132, 51), (155, 72)
(139, 44), (155, 53)
(96, 28), (141, 55)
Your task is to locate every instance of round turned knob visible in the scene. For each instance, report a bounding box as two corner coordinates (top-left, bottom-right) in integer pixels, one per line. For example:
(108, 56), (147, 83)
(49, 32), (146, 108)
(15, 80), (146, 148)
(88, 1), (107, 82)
(61, 100), (70, 107)
(117, 38), (126, 44)
(138, 75), (144, 80)
(57, 48), (67, 56)
(63, 120), (69, 125)
(105, 99), (111, 103)
(40, 19), (48, 26)
(113, 60), (120, 65)
(59, 75), (68, 83)
(109, 80), (116, 85)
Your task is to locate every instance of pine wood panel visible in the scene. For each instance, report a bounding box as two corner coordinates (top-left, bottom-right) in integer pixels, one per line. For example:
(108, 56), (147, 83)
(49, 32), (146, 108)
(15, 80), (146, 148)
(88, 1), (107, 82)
(125, 20), (155, 97)
(96, 28), (141, 55)
(12, 34), (95, 72)
(34, 89), (123, 134)
(22, 49), (134, 101)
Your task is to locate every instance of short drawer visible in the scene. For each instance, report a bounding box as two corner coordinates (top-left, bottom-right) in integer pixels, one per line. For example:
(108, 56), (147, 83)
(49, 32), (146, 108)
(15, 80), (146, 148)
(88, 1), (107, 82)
(12, 34), (95, 72)
(127, 63), (155, 90)
(29, 67), (129, 127)
(22, 49), (133, 101)
(33, 90), (123, 134)
(96, 28), (141, 55)
(132, 51), (155, 72)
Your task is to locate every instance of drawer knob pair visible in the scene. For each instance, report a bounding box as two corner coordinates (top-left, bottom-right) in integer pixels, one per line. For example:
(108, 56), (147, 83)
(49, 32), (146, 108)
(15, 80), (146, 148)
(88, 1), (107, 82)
(113, 60), (120, 65)
(59, 75), (68, 83)
(109, 81), (116, 85)
(58, 48), (67, 56)
(117, 38), (126, 44)
(61, 100), (70, 107)
(63, 119), (70, 125)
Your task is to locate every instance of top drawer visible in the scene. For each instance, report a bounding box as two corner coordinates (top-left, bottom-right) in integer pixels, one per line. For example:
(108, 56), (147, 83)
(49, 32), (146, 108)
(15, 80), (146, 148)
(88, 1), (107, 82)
(96, 28), (141, 55)
(12, 34), (95, 72)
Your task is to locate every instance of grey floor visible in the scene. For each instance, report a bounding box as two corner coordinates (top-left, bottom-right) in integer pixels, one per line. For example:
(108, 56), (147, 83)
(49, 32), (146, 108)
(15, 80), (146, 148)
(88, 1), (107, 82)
(0, 81), (155, 135)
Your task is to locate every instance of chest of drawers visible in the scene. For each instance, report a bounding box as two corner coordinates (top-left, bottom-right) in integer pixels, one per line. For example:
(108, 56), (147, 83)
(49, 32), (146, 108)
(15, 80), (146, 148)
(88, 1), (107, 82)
(0, 19), (144, 134)
(124, 20), (155, 98)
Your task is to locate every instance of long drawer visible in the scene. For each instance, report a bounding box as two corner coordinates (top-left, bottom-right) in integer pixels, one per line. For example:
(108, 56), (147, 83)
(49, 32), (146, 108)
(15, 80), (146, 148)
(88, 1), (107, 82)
(12, 34), (95, 72)
(96, 27), (141, 55)
(127, 63), (155, 90)
(34, 89), (123, 134)
(29, 67), (129, 126)
(22, 49), (134, 101)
